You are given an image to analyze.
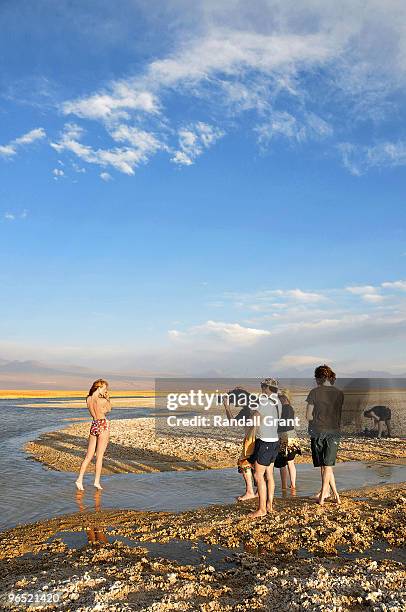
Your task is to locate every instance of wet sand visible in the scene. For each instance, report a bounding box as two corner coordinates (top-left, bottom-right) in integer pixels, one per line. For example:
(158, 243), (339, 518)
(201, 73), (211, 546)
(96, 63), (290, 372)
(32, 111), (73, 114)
(1, 483), (405, 610)
(26, 417), (406, 475)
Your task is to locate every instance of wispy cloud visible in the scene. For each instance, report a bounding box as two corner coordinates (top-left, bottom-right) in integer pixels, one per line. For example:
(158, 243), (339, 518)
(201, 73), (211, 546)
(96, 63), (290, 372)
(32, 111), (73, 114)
(51, 123), (162, 175)
(171, 122), (224, 165)
(2, 3), (406, 177)
(382, 280), (406, 291)
(164, 276), (406, 373)
(46, 2), (406, 177)
(169, 320), (271, 347)
(52, 168), (64, 178)
(62, 86), (158, 121)
(339, 141), (406, 175)
(256, 111), (332, 146)
(0, 128), (45, 158)
(346, 284), (384, 303)
(3, 209), (28, 221)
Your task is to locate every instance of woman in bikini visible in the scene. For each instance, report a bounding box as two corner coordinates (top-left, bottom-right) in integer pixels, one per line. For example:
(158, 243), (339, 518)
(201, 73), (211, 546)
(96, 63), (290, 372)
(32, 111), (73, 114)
(75, 379), (111, 491)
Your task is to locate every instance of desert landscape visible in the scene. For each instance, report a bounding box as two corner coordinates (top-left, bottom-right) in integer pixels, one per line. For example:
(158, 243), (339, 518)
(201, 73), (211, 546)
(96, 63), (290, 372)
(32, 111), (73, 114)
(0, 387), (404, 609)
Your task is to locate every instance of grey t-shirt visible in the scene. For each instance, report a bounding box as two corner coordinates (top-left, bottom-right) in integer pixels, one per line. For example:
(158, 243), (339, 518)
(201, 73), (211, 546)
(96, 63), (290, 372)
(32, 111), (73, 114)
(256, 397), (281, 442)
(306, 385), (344, 434)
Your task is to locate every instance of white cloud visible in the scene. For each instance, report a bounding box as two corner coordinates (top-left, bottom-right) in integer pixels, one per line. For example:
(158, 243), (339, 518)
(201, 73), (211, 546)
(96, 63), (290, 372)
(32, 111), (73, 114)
(276, 354), (330, 368)
(3, 209), (28, 221)
(382, 280), (406, 291)
(339, 141), (406, 175)
(171, 122), (224, 165)
(256, 111), (332, 145)
(363, 294), (385, 303)
(346, 285), (379, 295)
(231, 288), (326, 310)
(52, 168), (64, 177)
(62, 85), (158, 121)
(169, 320), (271, 346)
(51, 123), (161, 175)
(346, 284), (385, 302)
(50, 2), (406, 176)
(280, 289), (326, 303)
(100, 172), (112, 181)
(0, 128), (46, 158)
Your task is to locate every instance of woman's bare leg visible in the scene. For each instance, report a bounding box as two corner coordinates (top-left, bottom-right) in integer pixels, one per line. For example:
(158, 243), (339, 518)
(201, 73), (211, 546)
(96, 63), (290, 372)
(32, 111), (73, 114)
(94, 430), (109, 489)
(287, 460), (296, 489)
(76, 435), (97, 490)
(280, 466), (288, 489)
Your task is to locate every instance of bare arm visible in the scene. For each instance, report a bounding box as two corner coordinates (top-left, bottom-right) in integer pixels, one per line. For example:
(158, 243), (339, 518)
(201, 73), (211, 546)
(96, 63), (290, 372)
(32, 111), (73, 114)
(245, 409), (259, 439)
(306, 403), (314, 422)
(87, 396), (97, 419)
(222, 396), (234, 421)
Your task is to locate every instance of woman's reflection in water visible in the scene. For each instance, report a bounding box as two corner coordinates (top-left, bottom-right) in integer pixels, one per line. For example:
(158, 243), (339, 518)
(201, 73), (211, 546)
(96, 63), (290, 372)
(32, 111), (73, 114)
(75, 489), (108, 544)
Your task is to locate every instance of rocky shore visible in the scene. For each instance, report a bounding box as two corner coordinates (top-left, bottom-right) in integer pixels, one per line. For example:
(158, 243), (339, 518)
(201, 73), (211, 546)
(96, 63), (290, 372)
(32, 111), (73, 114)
(26, 417), (406, 474)
(0, 483), (405, 610)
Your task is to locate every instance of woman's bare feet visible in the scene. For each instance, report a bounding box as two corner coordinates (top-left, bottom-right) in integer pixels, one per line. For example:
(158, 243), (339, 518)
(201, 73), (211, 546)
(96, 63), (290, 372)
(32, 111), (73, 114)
(333, 494), (341, 505)
(266, 504), (274, 512)
(237, 492), (258, 501)
(75, 480), (84, 491)
(94, 482), (103, 490)
(248, 509), (267, 519)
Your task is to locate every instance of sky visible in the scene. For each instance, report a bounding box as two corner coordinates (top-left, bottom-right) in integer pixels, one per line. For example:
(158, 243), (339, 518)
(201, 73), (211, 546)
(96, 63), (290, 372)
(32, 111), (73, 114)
(1, 0), (406, 378)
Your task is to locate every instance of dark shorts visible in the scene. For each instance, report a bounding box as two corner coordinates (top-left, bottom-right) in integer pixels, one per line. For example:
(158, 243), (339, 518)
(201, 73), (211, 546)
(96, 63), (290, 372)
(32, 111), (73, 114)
(250, 439), (279, 467)
(311, 433), (340, 467)
(274, 447), (301, 469)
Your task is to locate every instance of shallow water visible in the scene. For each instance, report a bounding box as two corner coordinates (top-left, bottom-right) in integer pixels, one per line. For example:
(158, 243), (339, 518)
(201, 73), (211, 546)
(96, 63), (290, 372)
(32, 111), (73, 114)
(47, 531), (239, 569)
(1, 399), (406, 532)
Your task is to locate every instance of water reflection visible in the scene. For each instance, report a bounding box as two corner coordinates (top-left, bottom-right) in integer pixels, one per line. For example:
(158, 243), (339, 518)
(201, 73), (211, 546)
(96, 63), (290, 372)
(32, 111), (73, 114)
(366, 463), (394, 479)
(75, 489), (108, 544)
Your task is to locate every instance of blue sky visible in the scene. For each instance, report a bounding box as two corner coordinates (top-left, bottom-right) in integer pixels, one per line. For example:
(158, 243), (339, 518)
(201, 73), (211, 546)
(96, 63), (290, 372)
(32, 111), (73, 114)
(1, 0), (406, 376)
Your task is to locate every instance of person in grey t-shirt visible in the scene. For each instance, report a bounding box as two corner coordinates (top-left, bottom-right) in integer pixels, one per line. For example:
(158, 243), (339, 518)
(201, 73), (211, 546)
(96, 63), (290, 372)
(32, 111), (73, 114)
(248, 378), (282, 519)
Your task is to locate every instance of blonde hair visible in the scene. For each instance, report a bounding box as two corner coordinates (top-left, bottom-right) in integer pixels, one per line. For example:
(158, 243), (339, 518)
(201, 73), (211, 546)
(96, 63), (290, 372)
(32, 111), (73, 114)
(279, 388), (292, 404)
(87, 379), (109, 398)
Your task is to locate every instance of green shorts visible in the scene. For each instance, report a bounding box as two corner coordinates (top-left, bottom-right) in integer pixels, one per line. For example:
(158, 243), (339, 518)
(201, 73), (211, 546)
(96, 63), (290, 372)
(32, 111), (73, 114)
(311, 433), (340, 467)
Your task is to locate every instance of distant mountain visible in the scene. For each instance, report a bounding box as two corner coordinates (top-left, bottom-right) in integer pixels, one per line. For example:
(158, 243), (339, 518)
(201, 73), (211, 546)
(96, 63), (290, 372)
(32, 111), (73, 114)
(0, 358), (155, 390)
(0, 360), (92, 376)
(0, 358), (404, 390)
(342, 370), (397, 378)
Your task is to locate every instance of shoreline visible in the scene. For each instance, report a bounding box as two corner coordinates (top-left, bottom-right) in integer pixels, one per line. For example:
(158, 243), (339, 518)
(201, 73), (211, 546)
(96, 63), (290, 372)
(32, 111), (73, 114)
(0, 390), (155, 400)
(1, 481), (405, 609)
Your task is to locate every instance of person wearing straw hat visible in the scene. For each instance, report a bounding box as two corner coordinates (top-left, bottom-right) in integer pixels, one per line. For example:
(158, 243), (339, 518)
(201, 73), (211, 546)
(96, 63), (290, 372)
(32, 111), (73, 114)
(248, 377), (282, 518)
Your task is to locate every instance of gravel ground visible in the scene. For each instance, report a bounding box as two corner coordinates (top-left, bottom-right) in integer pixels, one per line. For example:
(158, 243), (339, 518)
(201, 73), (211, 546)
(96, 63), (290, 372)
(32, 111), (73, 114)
(26, 416), (406, 474)
(0, 483), (405, 611)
